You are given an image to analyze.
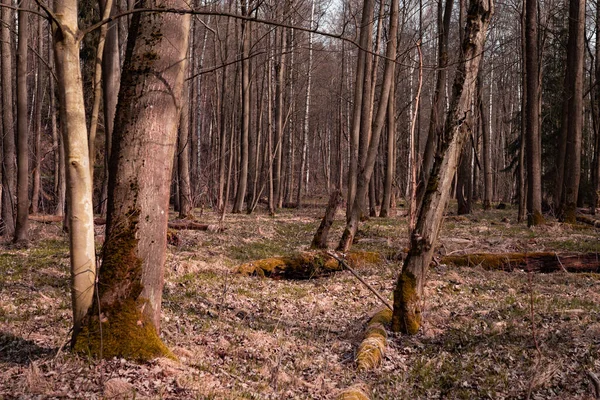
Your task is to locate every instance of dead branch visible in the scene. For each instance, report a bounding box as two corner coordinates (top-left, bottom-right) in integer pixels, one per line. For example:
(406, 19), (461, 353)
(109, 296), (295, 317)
(327, 251), (392, 310)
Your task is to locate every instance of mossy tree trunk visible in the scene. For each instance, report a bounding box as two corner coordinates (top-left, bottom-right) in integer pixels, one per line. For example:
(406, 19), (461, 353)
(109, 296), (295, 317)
(73, 0), (191, 360)
(392, 0), (493, 334)
(52, 0), (97, 344)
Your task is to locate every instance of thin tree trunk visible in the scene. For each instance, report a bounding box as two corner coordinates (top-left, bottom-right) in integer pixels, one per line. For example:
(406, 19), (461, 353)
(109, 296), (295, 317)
(178, 76), (193, 219)
(338, 0), (398, 252)
(31, 16), (44, 215)
(380, 78), (395, 217)
(559, 0), (586, 222)
(99, 0), (120, 216)
(1, 0), (16, 236)
(296, 0), (315, 208)
(592, 3), (600, 214)
(346, 0), (375, 217)
(392, 0), (493, 333)
(14, 0), (30, 243)
(52, 0), (97, 345)
(524, 0), (544, 226)
(482, 75), (493, 209)
(233, 1), (251, 213)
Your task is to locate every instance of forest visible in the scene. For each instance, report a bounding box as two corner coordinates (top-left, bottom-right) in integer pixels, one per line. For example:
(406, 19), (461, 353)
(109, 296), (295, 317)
(0, 0), (599, 398)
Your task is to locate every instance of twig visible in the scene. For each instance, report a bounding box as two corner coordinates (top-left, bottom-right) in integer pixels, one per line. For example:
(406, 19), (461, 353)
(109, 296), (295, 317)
(326, 251), (392, 311)
(587, 370), (600, 399)
(555, 253), (568, 273)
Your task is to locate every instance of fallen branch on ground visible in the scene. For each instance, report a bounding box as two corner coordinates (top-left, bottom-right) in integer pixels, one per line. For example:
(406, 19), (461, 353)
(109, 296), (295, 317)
(577, 214), (600, 228)
(236, 250), (382, 280)
(442, 252), (600, 273)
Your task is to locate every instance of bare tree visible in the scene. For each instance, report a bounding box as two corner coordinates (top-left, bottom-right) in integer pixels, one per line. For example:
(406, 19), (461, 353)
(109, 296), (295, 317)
(392, 0), (493, 334)
(1, 0), (16, 236)
(14, 0), (30, 243)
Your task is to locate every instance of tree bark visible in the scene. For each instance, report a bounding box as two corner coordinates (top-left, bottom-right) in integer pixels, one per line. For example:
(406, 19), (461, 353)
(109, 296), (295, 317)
(178, 68), (193, 219)
(52, 0), (98, 345)
(232, 1), (251, 214)
(99, 0), (120, 216)
(1, 0), (16, 236)
(392, 0), (493, 334)
(380, 78), (396, 218)
(73, 0), (191, 360)
(346, 0), (375, 218)
(558, 0), (585, 223)
(31, 15), (44, 215)
(524, 0), (544, 226)
(14, 0), (30, 243)
(311, 189), (342, 249)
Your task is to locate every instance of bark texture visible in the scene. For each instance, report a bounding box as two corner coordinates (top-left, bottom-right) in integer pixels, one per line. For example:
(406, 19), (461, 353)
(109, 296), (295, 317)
(74, 0), (191, 360)
(52, 0), (97, 344)
(1, 0), (15, 236)
(392, 0), (493, 334)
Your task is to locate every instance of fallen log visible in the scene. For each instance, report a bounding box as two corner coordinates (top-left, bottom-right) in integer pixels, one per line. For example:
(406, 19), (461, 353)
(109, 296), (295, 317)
(167, 220), (222, 232)
(29, 214), (106, 225)
(356, 308), (392, 372)
(236, 250), (382, 280)
(442, 252), (600, 273)
(577, 214), (600, 228)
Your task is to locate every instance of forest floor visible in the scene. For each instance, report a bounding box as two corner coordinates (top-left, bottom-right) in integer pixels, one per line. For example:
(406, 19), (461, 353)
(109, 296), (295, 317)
(1, 198), (600, 399)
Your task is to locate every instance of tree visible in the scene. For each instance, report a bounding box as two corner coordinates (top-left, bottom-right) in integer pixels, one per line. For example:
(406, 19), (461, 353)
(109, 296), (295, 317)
(557, 0), (585, 222)
(73, 0), (191, 358)
(14, 0), (30, 243)
(524, 0), (544, 226)
(51, 0), (98, 343)
(392, 0), (493, 334)
(1, 0), (15, 237)
(338, 0), (398, 251)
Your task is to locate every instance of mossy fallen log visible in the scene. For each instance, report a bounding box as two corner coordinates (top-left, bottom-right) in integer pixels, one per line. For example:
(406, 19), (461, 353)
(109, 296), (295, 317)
(335, 383), (371, 400)
(442, 252), (600, 273)
(356, 308), (392, 371)
(236, 250), (382, 280)
(577, 214), (600, 228)
(167, 220), (223, 231)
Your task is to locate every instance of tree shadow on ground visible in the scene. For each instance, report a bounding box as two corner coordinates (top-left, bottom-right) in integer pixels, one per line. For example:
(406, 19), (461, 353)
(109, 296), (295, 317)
(0, 331), (56, 365)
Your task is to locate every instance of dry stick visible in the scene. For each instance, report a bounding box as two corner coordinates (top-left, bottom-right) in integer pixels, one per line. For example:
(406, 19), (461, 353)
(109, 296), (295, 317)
(327, 251), (392, 311)
(587, 370), (600, 399)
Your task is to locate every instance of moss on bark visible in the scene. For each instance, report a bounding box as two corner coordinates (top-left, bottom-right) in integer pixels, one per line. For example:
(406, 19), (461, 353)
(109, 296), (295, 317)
(391, 270), (421, 334)
(73, 298), (174, 361)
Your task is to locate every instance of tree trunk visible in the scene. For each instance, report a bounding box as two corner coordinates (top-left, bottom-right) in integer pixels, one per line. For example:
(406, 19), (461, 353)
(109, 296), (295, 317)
(592, 2), (600, 214)
(99, 0), (120, 216)
(391, 0), (493, 334)
(1, 0), (16, 236)
(457, 139), (472, 215)
(346, 0), (375, 218)
(296, 0), (315, 208)
(31, 16), (44, 215)
(421, 0), (454, 189)
(559, 0), (585, 223)
(14, 0), (30, 243)
(232, 2), (251, 214)
(178, 76), (193, 219)
(73, 0), (191, 360)
(524, 0), (544, 226)
(52, 0), (98, 345)
(481, 75), (493, 210)
(338, 0), (398, 252)
(311, 189), (343, 249)
(380, 79), (396, 218)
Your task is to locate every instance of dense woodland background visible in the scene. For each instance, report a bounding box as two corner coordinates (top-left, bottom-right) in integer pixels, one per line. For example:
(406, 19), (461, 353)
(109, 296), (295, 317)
(0, 0), (598, 228)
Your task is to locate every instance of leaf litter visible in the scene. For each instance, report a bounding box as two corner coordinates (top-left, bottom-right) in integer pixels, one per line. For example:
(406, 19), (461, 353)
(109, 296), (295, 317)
(0, 201), (599, 399)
